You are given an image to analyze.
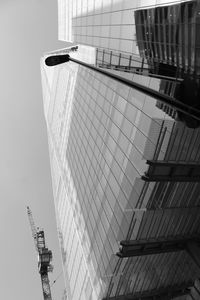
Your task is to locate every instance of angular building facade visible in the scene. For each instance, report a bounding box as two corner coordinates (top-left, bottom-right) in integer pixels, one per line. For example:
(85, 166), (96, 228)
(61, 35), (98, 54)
(58, 0), (200, 125)
(41, 0), (200, 299)
(41, 47), (200, 300)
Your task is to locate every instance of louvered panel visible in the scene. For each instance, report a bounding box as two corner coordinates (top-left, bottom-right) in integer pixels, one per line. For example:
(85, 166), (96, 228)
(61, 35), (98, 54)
(134, 274), (143, 292)
(145, 211), (158, 239)
(180, 182), (193, 207)
(177, 183), (189, 207)
(178, 129), (191, 161)
(136, 208), (200, 240)
(146, 212), (158, 239)
(175, 213), (185, 235)
(145, 255), (161, 291)
(110, 275), (120, 298)
(163, 253), (177, 286)
(156, 253), (167, 287)
(156, 210), (171, 237)
(165, 209), (196, 236)
(128, 257), (142, 293)
(153, 254), (166, 290)
(164, 127), (178, 161)
(123, 264), (135, 295)
(158, 182), (171, 207)
(171, 211), (182, 235)
(167, 253), (180, 286)
(174, 209), (187, 236)
(190, 213), (200, 234)
(150, 211), (164, 238)
(109, 252), (199, 299)
(136, 212), (150, 240)
(169, 183), (185, 207)
(136, 256), (156, 292)
(128, 210), (145, 241)
(139, 256), (152, 292)
(154, 254), (168, 289)
(154, 210), (166, 237)
(189, 131), (200, 161)
(167, 128), (183, 161)
(143, 258), (160, 291)
(186, 209), (199, 234)
(134, 257), (155, 292)
(181, 253), (194, 283)
(187, 130), (199, 160)
(126, 257), (140, 293)
(147, 182), (159, 208)
(132, 272), (141, 293)
(156, 183), (167, 207)
(174, 252), (186, 284)
(140, 182), (155, 209)
(177, 252), (191, 283)
(181, 212), (193, 236)
(164, 210), (177, 236)
(190, 183), (200, 207)
(160, 253), (180, 287)
(163, 210), (175, 236)
(168, 182), (182, 207)
(159, 253), (176, 286)
(173, 209), (184, 236)
(183, 182), (196, 207)
(188, 209), (200, 234)
(162, 182), (175, 207)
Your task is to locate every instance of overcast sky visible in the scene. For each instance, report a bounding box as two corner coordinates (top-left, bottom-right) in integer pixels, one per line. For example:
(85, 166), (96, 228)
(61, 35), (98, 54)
(0, 0), (68, 299)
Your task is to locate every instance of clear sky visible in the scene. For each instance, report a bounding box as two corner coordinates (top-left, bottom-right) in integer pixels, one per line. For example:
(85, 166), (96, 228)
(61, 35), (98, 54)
(0, 0), (68, 299)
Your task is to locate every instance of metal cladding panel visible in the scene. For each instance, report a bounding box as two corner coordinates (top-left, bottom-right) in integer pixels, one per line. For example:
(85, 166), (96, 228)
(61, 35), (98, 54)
(105, 251), (199, 298)
(134, 208), (200, 241)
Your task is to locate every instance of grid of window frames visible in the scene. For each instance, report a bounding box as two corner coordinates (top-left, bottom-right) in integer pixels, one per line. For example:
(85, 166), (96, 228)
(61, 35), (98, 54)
(43, 56), (200, 299)
(135, 0), (200, 76)
(48, 129), (102, 300)
(47, 61), (200, 298)
(59, 0), (197, 60)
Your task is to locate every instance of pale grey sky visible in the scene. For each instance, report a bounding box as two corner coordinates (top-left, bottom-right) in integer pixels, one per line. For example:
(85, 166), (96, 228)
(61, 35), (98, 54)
(0, 0), (68, 299)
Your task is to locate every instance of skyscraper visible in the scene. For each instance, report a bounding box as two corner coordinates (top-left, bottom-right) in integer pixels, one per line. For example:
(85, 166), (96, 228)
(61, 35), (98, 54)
(58, 0), (200, 56)
(135, 0), (200, 76)
(58, 0), (200, 126)
(41, 0), (200, 299)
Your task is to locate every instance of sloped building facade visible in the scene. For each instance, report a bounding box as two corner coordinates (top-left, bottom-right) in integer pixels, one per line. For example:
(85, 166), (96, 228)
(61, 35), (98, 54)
(41, 0), (200, 299)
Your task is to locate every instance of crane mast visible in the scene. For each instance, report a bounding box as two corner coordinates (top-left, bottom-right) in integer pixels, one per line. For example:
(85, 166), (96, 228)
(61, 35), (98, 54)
(27, 206), (53, 300)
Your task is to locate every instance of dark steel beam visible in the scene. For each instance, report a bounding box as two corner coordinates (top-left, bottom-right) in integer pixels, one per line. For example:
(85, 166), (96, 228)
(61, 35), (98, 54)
(116, 236), (200, 258)
(142, 160), (200, 182)
(142, 175), (200, 182)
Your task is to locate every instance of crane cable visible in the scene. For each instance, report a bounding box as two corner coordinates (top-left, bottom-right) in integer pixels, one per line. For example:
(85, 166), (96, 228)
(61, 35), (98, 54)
(51, 271), (63, 287)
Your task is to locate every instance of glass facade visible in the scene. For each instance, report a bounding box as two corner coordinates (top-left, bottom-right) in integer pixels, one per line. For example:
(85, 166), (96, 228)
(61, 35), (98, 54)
(135, 0), (200, 76)
(41, 44), (200, 299)
(39, 0), (200, 299)
(58, 0), (196, 55)
(57, 0), (200, 126)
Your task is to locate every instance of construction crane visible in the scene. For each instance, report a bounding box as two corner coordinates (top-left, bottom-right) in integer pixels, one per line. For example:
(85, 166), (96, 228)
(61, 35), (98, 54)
(27, 206), (53, 300)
